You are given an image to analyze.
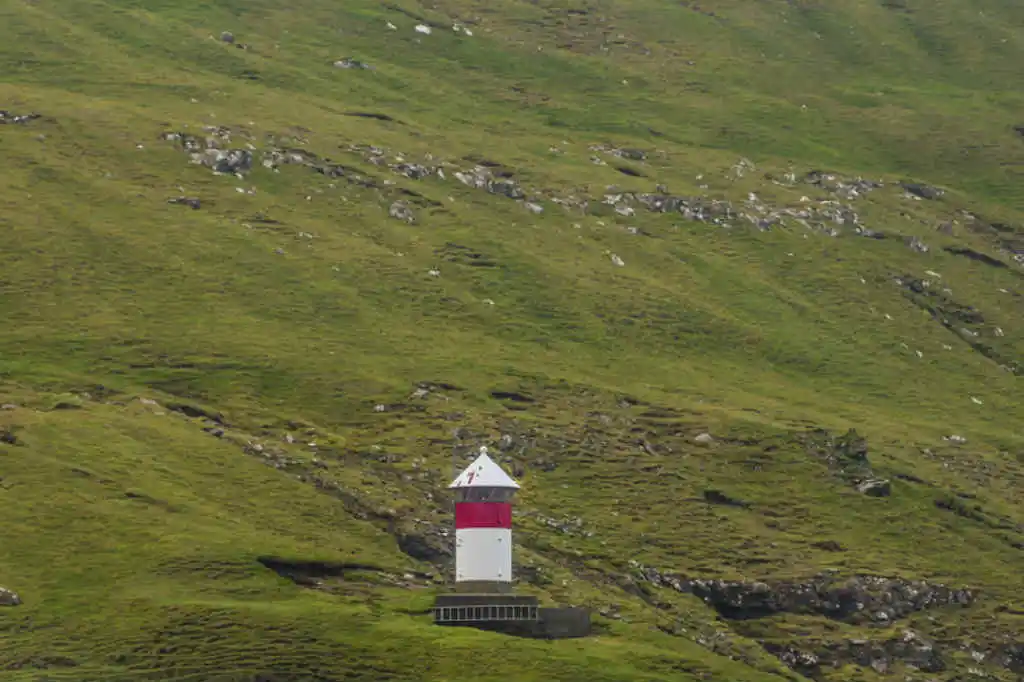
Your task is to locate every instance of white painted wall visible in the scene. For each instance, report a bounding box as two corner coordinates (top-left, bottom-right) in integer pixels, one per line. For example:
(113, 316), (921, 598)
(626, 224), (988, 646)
(455, 528), (512, 582)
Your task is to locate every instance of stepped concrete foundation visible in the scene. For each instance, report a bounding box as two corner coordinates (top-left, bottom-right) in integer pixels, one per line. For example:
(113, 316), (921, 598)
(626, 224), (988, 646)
(433, 593), (591, 639)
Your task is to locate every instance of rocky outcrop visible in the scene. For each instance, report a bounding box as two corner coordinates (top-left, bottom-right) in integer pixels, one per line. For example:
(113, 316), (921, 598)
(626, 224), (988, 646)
(0, 426), (18, 445)
(0, 111), (41, 125)
(770, 637), (1023, 679)
(388, 201), (415, 223)
(801, 170), (883, 200)
(191, 148), (253, 175)
(901, 182), (945, 200)
(802, 428), (891, 496)
(961, 211), (1024, 268)
(167, 196), (201, 210)
(0, 587), (21, 606)
(333, 58), (373, 70)
(768, 630), (945, 676)
(395, 528), (451, 563)
(856, 478), (891, 497)
(894, 273), (1020, 375)
(628, 567), (973, 624)
(156, 126), (973, 255)
(687, 575), (973, 623)
(990, 642), (1024, 673)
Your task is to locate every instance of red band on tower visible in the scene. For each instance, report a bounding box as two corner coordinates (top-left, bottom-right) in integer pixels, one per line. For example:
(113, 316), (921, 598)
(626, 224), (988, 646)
(455, 502), (512, 529)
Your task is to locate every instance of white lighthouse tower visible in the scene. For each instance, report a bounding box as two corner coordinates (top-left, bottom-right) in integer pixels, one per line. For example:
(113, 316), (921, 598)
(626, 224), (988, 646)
(449, 446), (520, 591)
(433, 445), (590, 636)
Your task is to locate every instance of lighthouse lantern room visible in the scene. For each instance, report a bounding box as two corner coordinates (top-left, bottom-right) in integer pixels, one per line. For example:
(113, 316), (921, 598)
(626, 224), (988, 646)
(449, 446), (520, 592)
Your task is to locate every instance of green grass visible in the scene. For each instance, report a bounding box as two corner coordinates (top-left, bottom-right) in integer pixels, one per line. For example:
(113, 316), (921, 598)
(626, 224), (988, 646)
(1, 0), (1022, 679)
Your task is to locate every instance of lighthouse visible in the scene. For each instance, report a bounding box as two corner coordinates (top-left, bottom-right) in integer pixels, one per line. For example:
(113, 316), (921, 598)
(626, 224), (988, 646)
(449, 446), (519, 591)
(432, 445), (592, 638)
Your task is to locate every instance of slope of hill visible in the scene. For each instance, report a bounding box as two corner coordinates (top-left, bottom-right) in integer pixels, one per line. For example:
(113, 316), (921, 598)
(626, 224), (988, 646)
(1, 0), (1022, 680)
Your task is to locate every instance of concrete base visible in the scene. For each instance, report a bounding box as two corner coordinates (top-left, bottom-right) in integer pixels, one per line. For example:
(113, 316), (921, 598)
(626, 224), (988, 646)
(536, 607), (591, 639)
(432, 594), (591, 639)
(434, 593), (539, 624)
(452, 580), (514, 594)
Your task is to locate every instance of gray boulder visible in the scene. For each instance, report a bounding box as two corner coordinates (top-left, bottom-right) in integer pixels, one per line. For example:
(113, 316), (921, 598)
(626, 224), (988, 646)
(901, 182), (944, 200)
(857, 479), (892, 497)
(333, 58), (372, 70)
(191, 148), (253, 175)
(0, 587), (21, 606)
(388, 201), (415, 223)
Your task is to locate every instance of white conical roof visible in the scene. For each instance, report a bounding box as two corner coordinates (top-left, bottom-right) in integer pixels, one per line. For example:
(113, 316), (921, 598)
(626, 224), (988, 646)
(449, 446), (520, 489)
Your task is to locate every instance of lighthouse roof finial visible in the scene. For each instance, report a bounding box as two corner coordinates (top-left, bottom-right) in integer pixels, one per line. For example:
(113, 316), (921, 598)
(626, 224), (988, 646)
(449, 446), (520, 489)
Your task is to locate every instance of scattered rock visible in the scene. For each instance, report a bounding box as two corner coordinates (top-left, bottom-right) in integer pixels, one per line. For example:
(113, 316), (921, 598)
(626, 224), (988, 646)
(452, 165), (527, 200)
(388, 201), (416, 223)
(0, 587), (20, 606)
(191, 148), (253, 175)
(167, 196), (201, 209)
(327, 145), (889, 239)
(856, 479), (892, 497)
(802, 170), (883, 199)
(1, 427), (19, 445)
(902, 182), (945, 200)
(729, 157), (756, 179)
(894, 273), (1018, 375)
(991, 643), (1024, 673)
(614, 148), (646, 161)
(805, 428), (870, 474)
(663, 573), (974, 623)
(703, 489), (751, 508)
(0, 111), (42, 125)
(694, 432), (715, 445)
(905, 236), (930, 253)
(769, 630), (945, 676)
(528, 512), (594, 537)
(333, 58), (373, 70)
(769, 644), (821, 673)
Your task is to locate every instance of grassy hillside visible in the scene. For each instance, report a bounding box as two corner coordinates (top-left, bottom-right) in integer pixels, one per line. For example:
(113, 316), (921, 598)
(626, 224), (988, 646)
(1, 0), (1022, 680)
